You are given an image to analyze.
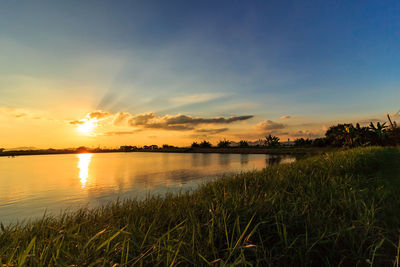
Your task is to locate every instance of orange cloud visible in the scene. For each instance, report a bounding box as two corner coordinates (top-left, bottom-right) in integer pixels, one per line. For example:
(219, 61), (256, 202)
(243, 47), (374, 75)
(280, 115), (291, 119)
(69, 120), (85, 125)
(88, 110), (111, 119)
(72, 110), (254, 133)
(256, 120), (286, 131)
(112, 112), (131, 126)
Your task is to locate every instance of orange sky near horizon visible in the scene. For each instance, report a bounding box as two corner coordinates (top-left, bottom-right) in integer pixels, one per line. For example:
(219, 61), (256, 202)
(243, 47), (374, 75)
(1, 105), (395, 149)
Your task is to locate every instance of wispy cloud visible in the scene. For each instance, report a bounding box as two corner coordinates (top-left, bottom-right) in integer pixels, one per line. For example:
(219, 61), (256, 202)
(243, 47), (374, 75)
(104, 130), (142, 136)
(280, 115), (291, 119)
(170, 93), (225, 105)
(255, 120), (286, 131)
(69, 110), (111, 125)
(0, 106), (45, 120)
(195, 128), (229, 134)
(69, 120), (85, 125)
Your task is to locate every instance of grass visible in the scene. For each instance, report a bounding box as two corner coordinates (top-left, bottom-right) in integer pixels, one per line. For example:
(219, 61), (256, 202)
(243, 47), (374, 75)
(0, 147), (399, 266)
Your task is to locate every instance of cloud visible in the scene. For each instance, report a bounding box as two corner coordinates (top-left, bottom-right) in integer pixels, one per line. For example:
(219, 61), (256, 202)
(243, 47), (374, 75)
(195, 128), (229, 134)
(143, 123), (195, 131)
(104, 130), (142, 136)
(14, 113), (28, 118)
(72, 109), (253, 133)
(128, 112), (156, 126)
(69, 120), (85, 125)
(160, 114), (253, 125)
(70, 110), (112, 125)
(170, 93), (225, 104)
(389, 110), (400, 118)
(88, 110), (111, 120)
(120, 112), (253, 131)
(0, 107), (29, 119)
(0, 106), (53, 121)
(280, 116), (291, 119)
(113, 112), (131, 126)
(256, 120), (286, 131)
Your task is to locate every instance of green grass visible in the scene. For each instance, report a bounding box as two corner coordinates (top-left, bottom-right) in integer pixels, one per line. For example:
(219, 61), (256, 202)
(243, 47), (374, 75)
(1, 147), (399, 266)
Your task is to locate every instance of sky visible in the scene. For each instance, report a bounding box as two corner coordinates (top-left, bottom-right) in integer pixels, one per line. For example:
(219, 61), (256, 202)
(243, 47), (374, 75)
(1, 0), (400, 148)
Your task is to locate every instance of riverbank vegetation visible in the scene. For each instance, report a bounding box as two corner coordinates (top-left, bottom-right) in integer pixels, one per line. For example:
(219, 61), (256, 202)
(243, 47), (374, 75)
(1, 147), (399, 265)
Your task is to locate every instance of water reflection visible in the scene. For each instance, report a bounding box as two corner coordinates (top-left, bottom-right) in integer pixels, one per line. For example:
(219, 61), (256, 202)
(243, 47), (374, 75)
(266, 155), (283, 166)
(240, 154), (249, 165)
(0, 152), (298, 224)
(77, 153), (92, 186)
(218, 154), (230, 166)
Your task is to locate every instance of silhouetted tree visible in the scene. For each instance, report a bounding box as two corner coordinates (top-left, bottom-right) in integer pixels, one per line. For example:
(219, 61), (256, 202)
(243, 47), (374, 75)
(324, 121), (393, 147)
(239, 140), (249, 147)
(312, 137), (328, 147)
(217, 139), (231, 148)
(265, 135), (280, 147)
(325, 124), (354, 147)
(120, 146), (136, 152)
(294, 138), (312, 147)
(191, 142), (200, 148)
(199, 140), (212, 148)
(369, 122), (388, 146)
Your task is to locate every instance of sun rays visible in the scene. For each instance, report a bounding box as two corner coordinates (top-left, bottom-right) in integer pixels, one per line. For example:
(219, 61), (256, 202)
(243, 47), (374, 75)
(77, 119), (97, 136)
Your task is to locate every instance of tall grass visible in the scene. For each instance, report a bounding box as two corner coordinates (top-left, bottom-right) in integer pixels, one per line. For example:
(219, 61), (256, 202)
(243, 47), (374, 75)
(1, 147), (399, 266)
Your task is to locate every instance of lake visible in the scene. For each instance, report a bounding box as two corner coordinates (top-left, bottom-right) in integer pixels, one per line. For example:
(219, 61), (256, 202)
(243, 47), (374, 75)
(0, 152), (296, 224)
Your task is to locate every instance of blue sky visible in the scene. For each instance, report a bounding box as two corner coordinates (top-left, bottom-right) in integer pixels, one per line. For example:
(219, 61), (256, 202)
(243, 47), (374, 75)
(1, 0), (399, 147)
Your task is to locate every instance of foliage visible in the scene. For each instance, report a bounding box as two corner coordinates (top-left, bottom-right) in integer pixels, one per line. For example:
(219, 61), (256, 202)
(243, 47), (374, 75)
(239, 140), (249, 147)
(264, 134), (280, 147)
(217, 139), (231, 148)
(143, 145), (158, 150)
(1, 148), (400, 265)
(294, 138), (312, 147)
(199, 140), (212, 148)
(312, 137), (328, 147)
(368, 122), (388, 145)
(324, 121), (399, 147)
(120, 146), (136, 152)
(191, 141), (200, 148)
(162, 144), (176, 149)
(325, 124), (354, 147)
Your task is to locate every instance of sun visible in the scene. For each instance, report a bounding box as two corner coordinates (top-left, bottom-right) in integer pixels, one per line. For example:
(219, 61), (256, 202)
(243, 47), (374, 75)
(77, 119), (96, 135)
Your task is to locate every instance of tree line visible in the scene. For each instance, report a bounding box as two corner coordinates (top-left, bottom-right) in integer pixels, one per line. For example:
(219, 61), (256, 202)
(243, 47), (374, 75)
(192, 117), (400, 149)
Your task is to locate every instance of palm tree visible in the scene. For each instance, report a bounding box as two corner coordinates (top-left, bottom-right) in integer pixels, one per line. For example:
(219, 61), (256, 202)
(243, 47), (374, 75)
(265, 134), (280, 147)
(369, 122), (388, 145)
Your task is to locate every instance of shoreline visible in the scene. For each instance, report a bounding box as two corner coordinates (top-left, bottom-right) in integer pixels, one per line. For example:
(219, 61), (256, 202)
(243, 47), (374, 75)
(0, 146), (336, 157)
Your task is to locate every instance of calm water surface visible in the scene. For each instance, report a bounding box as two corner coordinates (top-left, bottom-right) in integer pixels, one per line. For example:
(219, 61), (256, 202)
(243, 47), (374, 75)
(0, 152), (296, 224)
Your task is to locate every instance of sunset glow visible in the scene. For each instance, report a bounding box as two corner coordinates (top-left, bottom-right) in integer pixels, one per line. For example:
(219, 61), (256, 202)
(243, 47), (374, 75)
(0, 1), (399, 149)
(77, 153), (92, 187)
(77, 119), (97, 136)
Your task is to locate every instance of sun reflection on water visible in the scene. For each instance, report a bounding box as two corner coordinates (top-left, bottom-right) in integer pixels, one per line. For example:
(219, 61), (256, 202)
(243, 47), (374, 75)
(77, 153), (92, 187)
